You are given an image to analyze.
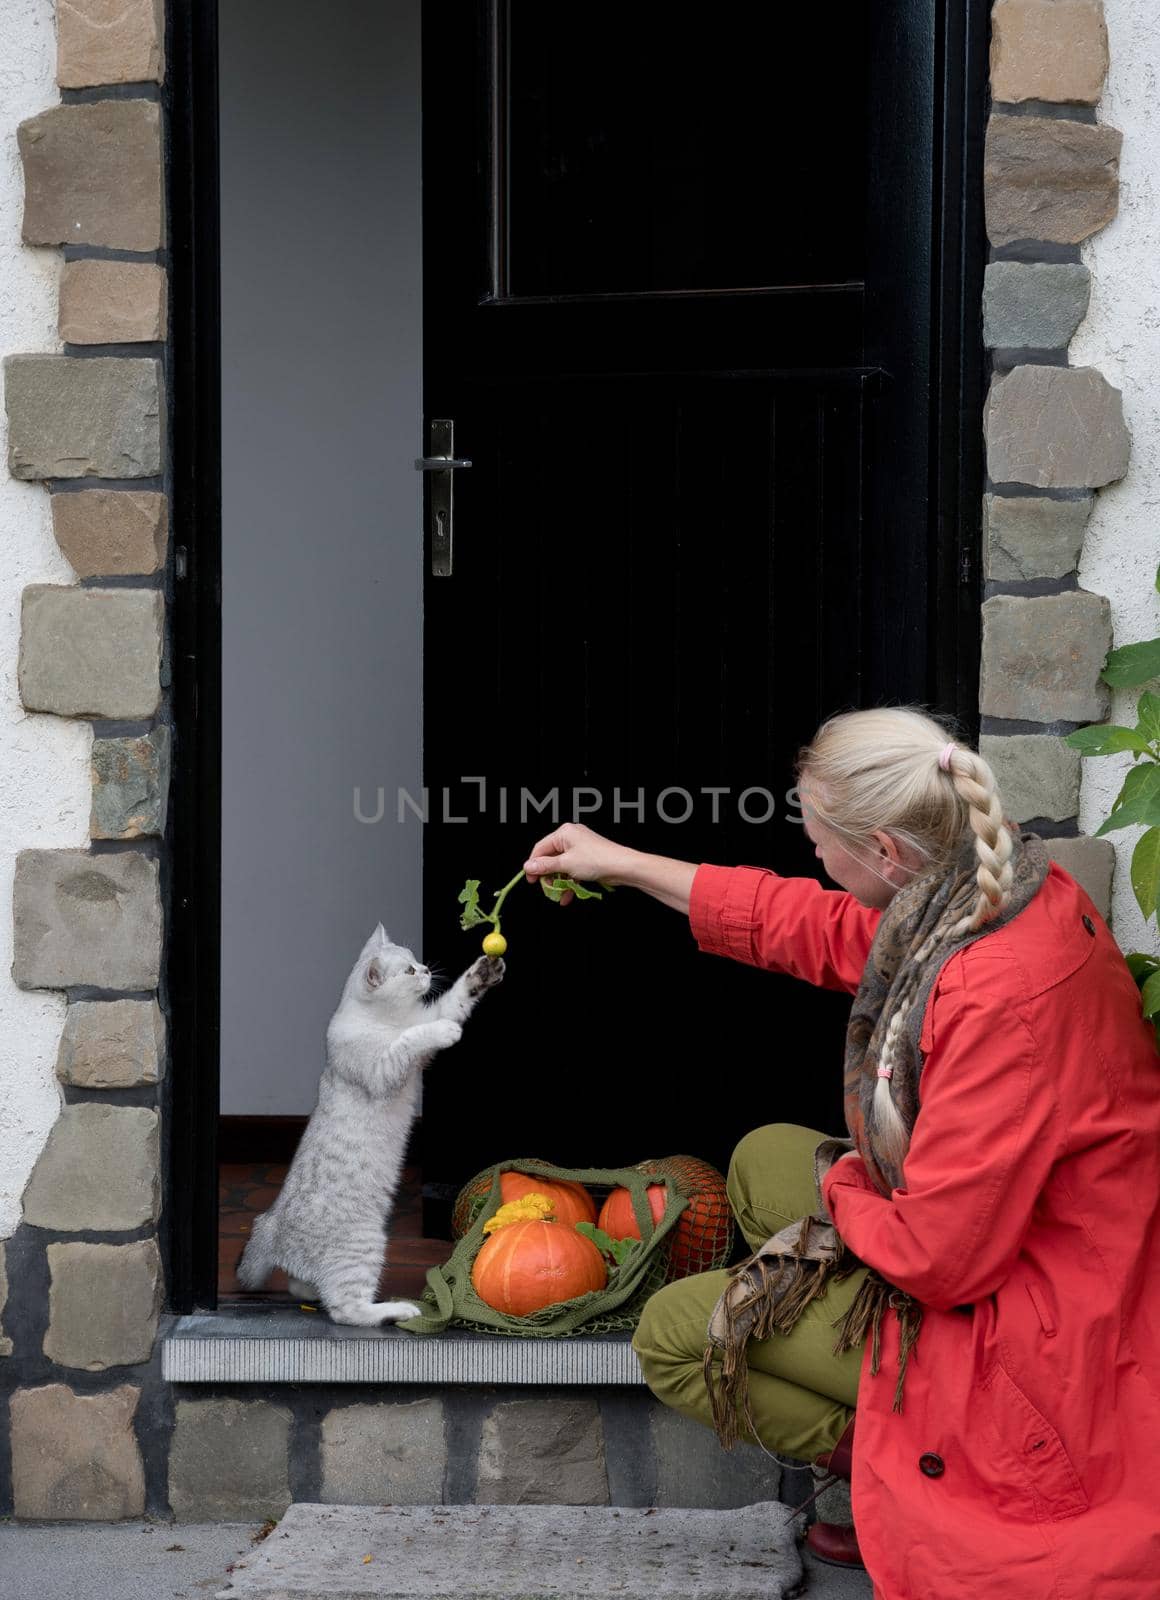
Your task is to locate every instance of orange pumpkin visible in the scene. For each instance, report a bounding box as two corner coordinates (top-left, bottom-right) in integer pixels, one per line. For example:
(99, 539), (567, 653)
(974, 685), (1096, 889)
(598, 1157), (733, 1283)
(598, 1183), (666, 1242)
(471, 1219), (607, 1316)
(453, 1167), (597, 1236)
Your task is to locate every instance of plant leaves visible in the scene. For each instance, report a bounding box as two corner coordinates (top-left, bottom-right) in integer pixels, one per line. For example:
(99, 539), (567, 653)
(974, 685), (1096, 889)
(575, 1221), (638, 1266)
(1131, 830), (1160, 922)
(540, 875), (604, 903)
(1064, 724), (1153, 758)
(1095, 763), (1160, 836)
(457, 879), (492, 930)
(1138, 691), (1160, 747)
(1141, 968), (1160, 1019)
(1126, 952), (1160, 984)
(1102, 638), (1160, 689)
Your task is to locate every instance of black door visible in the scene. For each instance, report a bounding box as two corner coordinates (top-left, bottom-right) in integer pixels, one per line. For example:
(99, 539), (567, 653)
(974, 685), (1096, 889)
(420, 1), (884, 1217)
(165, 0), (986, 1309)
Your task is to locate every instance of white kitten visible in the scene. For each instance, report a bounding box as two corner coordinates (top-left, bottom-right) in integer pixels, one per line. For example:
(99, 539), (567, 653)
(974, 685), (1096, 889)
(237, 923), (503, 1325)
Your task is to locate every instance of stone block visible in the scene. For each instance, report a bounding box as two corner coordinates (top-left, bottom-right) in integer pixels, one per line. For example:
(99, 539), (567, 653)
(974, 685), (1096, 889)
(320, 1399), (446, 1505)
(991, 0), (1108, 106)
(983, 493), (1092, 582)
(982, 262), (1091, 350)
(22, 1104), (160, 1230)
(985, 366), (1129, 490)
(5, 356), (162, 480)
(45, 1238), (162, 1369)
(1043, 835), (1115, 921)
(169, 1399), (292, 1521)
(52, 490), (168, 577)
(0, 1243), (11, 1358)
(19, 585), (163, 719)
(10, 1384), (144, 1519)
(57, 0), (164, 88)
(56, 997), (164, 1087)
(985, 115), (1120, 246)
(980, 733), (1081, 822)
(217, 1501), (804, 1600)
(13, 847), (162, 991)
(92, 726), (171, 838)
(981, 592), (1112, 723)
(59, 260), (166, 345)
(650, 1405), (781, 1509)
(51, 492), (167, 582)
(19, 100), (162, 251)
(477, 1398), (608, 1506)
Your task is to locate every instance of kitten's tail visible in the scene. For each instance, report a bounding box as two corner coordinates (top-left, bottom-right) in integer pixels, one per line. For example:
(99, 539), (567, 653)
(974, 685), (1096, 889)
(236, 1211), (278, 1290)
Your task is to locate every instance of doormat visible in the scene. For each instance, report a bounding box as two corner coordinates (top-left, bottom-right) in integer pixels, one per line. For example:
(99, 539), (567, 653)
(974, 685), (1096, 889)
(217, 1500), (805, 1600)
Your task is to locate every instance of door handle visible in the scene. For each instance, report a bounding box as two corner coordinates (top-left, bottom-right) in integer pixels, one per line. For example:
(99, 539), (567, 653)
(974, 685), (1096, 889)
(415, 419), (471, 577)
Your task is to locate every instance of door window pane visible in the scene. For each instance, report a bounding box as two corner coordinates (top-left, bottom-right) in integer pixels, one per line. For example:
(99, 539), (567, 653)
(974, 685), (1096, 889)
(506, 2), (868, 298)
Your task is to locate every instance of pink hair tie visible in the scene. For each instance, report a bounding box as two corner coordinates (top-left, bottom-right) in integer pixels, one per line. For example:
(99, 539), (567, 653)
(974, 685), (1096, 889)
(877, 1065), (893, 1080)
(938, 742), (957, 773)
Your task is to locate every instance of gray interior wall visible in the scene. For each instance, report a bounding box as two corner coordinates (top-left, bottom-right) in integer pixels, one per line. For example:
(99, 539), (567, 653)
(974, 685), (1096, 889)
(219, 0), (422, 1114)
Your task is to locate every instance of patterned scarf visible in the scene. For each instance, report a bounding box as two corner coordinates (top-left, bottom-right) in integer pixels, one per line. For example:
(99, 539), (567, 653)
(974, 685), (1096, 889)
(704, 828), (1049, 1447)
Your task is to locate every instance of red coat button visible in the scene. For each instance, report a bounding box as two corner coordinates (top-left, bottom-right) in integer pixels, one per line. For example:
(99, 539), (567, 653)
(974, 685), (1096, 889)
(919, 1452), (945, 1478)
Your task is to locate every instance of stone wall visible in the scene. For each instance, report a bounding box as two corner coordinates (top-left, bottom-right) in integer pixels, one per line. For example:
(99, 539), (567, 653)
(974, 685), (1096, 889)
(0, 0), (170, 1520)
(981, 0), (1123, 909)
(1070, 0), (1160, 951)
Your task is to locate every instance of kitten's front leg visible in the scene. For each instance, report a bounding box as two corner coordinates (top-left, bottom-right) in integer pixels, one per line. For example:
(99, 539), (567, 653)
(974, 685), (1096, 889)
(432, 956), (505, 1025)
(386, 1018), (463, 1078)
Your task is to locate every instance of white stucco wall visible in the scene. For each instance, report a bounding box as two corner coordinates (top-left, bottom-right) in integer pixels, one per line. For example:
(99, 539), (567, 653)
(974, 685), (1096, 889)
(1071, 0), (1160, 954)
(0, 0), (91, 1239)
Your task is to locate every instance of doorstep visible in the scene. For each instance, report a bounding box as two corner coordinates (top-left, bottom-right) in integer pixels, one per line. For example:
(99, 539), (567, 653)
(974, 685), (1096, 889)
(161, 1305), (647, 1386)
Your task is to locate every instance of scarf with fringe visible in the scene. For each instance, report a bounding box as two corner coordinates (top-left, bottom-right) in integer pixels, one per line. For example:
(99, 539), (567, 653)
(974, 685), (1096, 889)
(704, 828), (1049, 1447)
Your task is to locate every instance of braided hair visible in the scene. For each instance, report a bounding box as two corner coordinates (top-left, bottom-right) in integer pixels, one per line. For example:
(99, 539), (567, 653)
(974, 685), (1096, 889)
(797, 707), (1013, 1165)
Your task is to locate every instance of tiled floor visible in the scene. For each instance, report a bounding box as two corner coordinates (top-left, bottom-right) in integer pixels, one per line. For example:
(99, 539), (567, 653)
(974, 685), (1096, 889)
(219, 1163), (451, 1303)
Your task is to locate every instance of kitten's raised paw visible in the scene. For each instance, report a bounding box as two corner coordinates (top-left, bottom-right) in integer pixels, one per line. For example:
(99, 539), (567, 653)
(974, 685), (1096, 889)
(467, 954), (505, 993)
(430, 1020), (463, 1050)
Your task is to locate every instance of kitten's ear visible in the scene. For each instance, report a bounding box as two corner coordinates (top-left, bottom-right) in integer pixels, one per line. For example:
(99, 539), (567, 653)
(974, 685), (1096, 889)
(366, 956), (386, 990)
(375, 922), (390, 946)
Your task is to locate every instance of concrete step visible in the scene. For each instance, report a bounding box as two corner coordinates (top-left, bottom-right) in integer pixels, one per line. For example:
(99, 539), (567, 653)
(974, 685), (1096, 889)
(216, 1501), (805, 1600)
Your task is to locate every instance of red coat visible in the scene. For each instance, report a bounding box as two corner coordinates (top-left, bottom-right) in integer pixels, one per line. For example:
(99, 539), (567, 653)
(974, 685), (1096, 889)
(690, 860), (1160, 1600)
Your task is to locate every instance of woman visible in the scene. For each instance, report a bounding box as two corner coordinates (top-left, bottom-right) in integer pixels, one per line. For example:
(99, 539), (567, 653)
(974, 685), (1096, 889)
(523, 708), (1160, 1600)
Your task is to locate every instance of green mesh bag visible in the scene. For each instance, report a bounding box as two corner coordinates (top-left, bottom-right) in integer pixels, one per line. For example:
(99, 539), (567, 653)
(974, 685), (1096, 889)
(400, 1156), (732, 1338)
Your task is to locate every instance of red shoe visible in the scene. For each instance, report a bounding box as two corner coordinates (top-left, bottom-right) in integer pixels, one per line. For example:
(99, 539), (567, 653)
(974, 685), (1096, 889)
(806, 1519), (864, 1569)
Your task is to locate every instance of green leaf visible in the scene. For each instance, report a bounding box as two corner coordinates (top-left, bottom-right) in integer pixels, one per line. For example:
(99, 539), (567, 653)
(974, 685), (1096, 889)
(575, 1221), (638, 1266)
(1102, 638), (1160, 689)
(1064, 724), (1153, 758)
(540, 875), (604, 903)
(1141, 969), (1160, 1019)
(1155, 563), (1160, 597)
(1138, 691), (1160, 747)
(1126, 952), (1160, 984)
(1131, 830), (1160, 923)
(457, 879), (492, 931)
(1095, 763), (1160, 836)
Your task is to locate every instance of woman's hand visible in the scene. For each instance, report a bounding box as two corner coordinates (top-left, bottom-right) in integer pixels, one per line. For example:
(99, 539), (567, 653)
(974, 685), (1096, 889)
(523, 823), (634, 904)
(524, 824), (699, 916)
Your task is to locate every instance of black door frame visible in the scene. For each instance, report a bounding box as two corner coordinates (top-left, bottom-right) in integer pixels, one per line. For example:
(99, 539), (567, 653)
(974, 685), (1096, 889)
(166, 0), (989, 1313)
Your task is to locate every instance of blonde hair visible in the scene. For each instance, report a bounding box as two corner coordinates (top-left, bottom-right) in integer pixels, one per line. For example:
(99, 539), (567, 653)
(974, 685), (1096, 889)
(797, 706), (1013, 1164)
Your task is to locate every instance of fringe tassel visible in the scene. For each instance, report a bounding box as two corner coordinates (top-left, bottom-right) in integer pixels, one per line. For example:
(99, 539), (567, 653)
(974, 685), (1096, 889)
(705, 1231), (844, 1451)
(831, 1274), (922, 1412)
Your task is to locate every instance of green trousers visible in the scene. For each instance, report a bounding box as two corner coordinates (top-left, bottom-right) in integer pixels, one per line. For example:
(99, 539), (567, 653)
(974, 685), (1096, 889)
(633, 1123), (865, 1462)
